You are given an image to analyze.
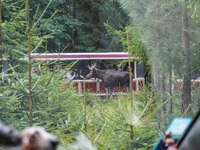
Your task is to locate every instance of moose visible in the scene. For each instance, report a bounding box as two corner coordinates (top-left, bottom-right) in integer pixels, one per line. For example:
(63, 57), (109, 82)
(86, 64), (133, 98)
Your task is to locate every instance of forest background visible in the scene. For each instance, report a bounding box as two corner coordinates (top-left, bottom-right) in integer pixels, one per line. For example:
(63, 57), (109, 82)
(0, 0), (200, 149)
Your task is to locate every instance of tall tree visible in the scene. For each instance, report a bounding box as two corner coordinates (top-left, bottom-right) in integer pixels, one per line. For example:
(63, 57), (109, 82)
(181, 0), (191, 114)
(0, 0), (61, 126)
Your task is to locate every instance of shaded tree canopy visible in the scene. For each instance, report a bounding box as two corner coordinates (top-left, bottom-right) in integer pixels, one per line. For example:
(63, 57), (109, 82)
(18, 0), (130, 53)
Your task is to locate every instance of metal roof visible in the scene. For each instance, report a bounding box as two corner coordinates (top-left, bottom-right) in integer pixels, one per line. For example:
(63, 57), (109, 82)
(29, 52), (137, 60)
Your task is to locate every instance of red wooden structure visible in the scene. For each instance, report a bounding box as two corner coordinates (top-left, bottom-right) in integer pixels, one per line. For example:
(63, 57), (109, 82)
(71, 78), (144, 95)
(173, 79), (200, 91)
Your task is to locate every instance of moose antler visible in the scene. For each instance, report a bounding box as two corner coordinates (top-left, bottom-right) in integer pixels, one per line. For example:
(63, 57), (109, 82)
(87, 65), (92, 70)
(92, 63), (97, 68)
(88, 63), (96, 70)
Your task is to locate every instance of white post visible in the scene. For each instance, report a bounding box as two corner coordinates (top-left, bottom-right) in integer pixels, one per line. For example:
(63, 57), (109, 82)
(78, 81), (82, 95)
(136, 79), (138, 91)
(134, 61), (137, 79)
(96, 80), (100, 93)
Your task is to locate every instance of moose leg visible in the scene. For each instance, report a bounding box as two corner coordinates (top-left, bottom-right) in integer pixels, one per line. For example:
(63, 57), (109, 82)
(105, 88), (109, 100)
(108, 87), (113, 99)
(126, 85), (131, 96)
(126, 86), (130, 93)
(105, 87), (112, 100)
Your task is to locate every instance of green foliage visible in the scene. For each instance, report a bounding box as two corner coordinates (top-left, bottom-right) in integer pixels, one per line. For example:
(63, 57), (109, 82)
(50, 90), (157, 149)
(25, 0), (130, 52)
(0, 2), (157, 149)
(0, 54), (158, 149)
(104, 23), (151, 82)
(105, 24), (142, 55)
(0, 86), (28, 130)
(186, 0), (200, 20)
(0, 85), (154, 149)
(2, 0), (197, 149)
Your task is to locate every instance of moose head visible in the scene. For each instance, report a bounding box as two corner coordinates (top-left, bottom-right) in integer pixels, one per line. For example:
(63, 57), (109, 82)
(86, 63), (97, 79)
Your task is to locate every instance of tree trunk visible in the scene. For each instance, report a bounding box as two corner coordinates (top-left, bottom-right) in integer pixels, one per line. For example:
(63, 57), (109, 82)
(70, 0), (74, 16)
(130, 125), (134, 150)
(161, 74), (166, 114)
(154, 0), (165, 128)
(181, 1), (191, 114)
(155, 0), (162, 92)
(70, 0), (77, 52)
(169, 63), (173, 114)
(26, 0), (32, 126)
